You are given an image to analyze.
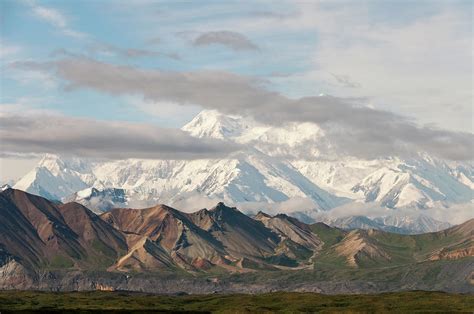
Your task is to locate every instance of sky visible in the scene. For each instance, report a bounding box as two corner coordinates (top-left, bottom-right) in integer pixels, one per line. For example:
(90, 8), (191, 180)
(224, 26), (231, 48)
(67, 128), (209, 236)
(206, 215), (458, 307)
(0, 0), (473, 182)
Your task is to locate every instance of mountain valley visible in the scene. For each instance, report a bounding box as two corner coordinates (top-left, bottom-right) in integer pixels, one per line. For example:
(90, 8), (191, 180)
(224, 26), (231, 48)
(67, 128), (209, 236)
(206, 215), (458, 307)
(0, 188), (472, 294)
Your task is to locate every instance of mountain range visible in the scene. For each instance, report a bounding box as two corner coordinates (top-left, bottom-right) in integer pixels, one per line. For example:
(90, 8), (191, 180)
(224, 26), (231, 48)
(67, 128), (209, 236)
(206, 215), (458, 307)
(0, 188), (472, 294)
(9, 110), (474, 234)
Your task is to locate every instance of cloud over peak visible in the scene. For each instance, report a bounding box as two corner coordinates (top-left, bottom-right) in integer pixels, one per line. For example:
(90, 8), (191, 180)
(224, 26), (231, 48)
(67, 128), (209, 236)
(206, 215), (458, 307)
(10, 56), (474, 161)
(0, 111), (241, 160)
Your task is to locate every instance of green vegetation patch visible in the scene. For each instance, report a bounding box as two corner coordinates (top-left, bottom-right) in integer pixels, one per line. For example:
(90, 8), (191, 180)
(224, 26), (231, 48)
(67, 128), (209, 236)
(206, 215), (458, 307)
(49, 255), (74, 268)
(310, 223), (346, 248)
(0, 291), (472, 313)
(91, 239), (117, 258)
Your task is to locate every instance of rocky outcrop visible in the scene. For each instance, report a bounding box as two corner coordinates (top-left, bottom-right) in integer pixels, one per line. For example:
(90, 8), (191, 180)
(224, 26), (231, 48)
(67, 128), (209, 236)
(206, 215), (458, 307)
(1, 258), (472, 294)
(256, 212), (322, 250)
(0, 257), (34, 290)
(429, 247), (474, 261)
(334, 230), (391, 267)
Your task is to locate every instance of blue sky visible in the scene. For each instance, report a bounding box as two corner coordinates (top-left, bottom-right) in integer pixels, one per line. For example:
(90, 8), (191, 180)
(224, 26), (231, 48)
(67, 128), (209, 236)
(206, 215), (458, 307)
(0, 0), (472, 181)
(2, 0), (316, 126)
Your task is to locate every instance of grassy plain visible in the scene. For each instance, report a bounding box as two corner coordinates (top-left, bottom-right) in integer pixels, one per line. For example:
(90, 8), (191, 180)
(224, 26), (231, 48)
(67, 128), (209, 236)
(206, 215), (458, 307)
(0, 290), (472, 313)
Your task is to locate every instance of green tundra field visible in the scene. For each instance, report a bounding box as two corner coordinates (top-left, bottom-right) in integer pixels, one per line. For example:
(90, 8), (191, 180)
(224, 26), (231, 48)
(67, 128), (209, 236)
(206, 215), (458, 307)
(0, 290), (472, 313)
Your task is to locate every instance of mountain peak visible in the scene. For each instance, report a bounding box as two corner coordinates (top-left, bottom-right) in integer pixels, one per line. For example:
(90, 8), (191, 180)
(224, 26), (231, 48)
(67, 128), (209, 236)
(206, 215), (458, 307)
(37, 154), (92, 175)
(254, 211), (272, 220)
(210, 202), (238, 213)
(182, 110), (248, 139)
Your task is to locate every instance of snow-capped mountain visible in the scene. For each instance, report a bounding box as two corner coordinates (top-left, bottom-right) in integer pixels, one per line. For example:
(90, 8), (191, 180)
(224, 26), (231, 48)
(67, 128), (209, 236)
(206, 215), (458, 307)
(12, 110), (474, 232)
(63, 187), (128, 214)
(14, 156), (92, 200)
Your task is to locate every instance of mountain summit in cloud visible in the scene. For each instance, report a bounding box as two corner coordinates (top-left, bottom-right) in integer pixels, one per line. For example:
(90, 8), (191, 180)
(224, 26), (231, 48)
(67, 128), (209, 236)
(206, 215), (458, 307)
(0, 1), (473, 308)
(11, 110), (473, 234)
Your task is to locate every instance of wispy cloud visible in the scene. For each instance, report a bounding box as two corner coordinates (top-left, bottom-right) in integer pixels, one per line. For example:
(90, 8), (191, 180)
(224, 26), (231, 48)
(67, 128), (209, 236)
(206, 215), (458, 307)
(88, 42), (180, 60)
(12, 56), (474, 161)
(23, 0), (86, 39)
(31, 3), (67, 28)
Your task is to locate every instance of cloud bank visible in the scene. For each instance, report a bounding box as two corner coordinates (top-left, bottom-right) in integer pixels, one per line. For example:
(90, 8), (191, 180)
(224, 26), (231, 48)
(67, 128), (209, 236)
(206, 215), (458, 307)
(0, 112), (241, 160)
(11, 57), (474, 161)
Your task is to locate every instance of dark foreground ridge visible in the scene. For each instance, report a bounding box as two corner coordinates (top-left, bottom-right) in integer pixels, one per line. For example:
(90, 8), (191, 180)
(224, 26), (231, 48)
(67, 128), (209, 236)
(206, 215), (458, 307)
(0, 291), (473, 313)
(0, 188), (473, 294)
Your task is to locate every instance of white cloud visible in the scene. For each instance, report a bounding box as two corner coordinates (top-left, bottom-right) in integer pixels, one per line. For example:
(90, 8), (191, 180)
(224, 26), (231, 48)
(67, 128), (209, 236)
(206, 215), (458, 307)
(0, 109), (242, 160)
(289, 5), (472, 132)
(13, 57), (473, 161)
(126, 96), (202, 127)
(32, 4), (67, 28)
(169, 194), (474, 225)
(315, 201), (474, 226)
(183, 2), (472, 132)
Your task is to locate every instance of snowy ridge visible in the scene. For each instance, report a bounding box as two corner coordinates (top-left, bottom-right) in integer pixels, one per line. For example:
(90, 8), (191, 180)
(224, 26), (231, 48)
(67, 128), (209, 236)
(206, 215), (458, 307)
(63, 187), (128, 214)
